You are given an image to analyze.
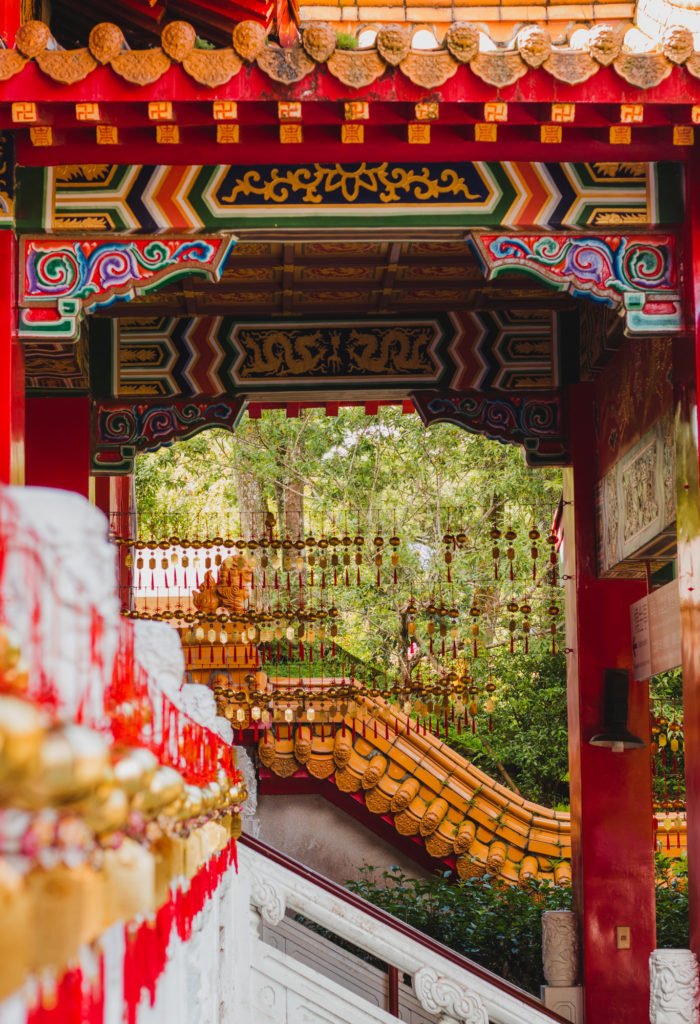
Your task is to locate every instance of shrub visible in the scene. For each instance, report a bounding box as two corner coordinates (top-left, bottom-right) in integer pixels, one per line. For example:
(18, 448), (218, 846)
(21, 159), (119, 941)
(655, 853), (689, 949)
(347, 865), (571, 995)
(346, 856), (691, 995)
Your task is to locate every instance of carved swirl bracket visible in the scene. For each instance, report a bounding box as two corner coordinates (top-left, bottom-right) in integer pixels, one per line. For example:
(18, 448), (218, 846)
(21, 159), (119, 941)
(18, 235), (236, 342)
(92, 397), (247, 475)
(411, 389), (567, 467)
(470, 232), (682, 335)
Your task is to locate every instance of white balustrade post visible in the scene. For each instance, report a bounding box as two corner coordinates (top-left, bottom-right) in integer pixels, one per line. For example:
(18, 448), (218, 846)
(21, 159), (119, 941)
(649, 949), (700, 1024)
(541, 911), (583, 1023)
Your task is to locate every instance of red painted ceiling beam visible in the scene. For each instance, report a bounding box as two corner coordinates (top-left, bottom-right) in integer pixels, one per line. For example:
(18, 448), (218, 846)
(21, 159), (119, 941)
(14, 125), (687, 166)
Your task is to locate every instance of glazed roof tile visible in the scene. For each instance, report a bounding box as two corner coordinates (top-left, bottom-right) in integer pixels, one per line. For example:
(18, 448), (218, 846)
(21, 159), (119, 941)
(5, 16), (700, 92)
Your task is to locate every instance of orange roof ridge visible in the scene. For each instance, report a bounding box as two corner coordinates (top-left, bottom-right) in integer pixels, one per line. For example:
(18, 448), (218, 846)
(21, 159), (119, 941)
(4, 17), (700, 90)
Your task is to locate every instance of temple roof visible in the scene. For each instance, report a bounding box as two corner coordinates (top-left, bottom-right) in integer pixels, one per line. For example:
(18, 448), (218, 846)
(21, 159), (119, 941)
(6, 15), (700, 94)
(258, 694), (573, 885)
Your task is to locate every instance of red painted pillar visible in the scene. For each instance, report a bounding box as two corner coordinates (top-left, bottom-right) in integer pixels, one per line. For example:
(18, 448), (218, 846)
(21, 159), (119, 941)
(93, 474), (135, 607)
(563, 384), (654, 1024)
(25, 396), (90, 498)
(0, 233), (24, 485)
(0, 4), (21, 46)
(679, 154), (700, 959)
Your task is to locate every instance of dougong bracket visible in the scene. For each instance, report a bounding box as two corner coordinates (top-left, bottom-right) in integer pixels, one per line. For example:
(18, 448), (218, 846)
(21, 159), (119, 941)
(18, 235), (236, 342)
(92, 397), (247, 475)
(469, 232), (682, 335)
(411, 389), (567, 466)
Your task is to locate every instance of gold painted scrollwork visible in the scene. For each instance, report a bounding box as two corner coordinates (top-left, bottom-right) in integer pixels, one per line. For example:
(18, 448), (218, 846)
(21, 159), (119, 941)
(221, 163), (481, 206)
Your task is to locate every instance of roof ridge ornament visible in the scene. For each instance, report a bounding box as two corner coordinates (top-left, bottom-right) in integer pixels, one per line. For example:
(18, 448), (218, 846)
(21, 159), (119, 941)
(4, 17), (699, 89)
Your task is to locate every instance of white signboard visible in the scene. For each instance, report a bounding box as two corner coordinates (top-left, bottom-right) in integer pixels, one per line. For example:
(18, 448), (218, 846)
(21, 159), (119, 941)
(631, 596), (651, 681)
(631, 579), (681, 681)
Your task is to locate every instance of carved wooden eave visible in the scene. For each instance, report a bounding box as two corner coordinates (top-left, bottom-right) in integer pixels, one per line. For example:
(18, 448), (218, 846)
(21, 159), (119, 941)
(4, 18), (700, 91)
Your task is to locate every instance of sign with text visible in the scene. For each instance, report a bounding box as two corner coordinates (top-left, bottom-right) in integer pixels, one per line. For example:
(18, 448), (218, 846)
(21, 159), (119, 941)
(631, 579), (681, 681)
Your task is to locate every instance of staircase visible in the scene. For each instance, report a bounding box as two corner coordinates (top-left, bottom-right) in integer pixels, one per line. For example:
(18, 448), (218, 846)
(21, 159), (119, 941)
(237, 835), (568, 1024)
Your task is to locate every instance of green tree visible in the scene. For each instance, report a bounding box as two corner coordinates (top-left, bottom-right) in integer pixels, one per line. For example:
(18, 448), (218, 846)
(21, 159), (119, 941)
(135, 408), (568, 803)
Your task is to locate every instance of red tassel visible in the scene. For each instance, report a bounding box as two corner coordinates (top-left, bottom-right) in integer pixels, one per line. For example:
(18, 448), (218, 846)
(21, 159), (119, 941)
(489, 715), (493, 732)
(346, 569), (350, 586)
(472, 716), (476, 734)
(457, 717), (462, 735)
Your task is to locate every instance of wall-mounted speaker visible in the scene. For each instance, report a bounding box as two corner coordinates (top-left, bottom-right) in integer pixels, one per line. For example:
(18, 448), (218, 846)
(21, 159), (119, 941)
(589, 669), (645, 752)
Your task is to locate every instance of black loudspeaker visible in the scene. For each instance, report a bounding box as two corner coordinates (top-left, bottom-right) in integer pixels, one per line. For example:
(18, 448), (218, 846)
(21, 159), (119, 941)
(589, 669), (645, 752)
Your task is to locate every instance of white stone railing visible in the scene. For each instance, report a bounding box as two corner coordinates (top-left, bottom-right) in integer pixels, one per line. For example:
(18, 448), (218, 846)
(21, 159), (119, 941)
(238, 835), (569, 1024)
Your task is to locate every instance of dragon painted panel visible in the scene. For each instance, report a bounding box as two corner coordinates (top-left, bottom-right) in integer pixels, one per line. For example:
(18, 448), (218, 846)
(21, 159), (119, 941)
(24, 162), (681, 233)
(109, 311), (557, 398)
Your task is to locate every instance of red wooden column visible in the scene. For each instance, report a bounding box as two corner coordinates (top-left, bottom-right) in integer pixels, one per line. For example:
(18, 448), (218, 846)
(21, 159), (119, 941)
(93, 474), (135, 607)
(25, 396), (91, 498)
(0, 232), (24, 485)
(0, 4), (20, 47)
(563, 384), (654, 1024)
(679, 155), (700, 958)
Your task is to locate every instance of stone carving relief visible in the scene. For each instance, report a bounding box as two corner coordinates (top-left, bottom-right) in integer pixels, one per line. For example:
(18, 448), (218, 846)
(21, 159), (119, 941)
(235, 745), (259, 838)
(649, 949), (700, 1024)
(596, 412), (676, 576)
(414, 967), (488, 1024)
(542, 910), (579, 987)
(249, 872), (286, 927)
(622, 440), (659, 547)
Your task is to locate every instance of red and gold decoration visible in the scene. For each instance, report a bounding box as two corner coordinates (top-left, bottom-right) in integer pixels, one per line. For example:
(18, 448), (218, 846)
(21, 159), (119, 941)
(110, 506), (565, 743)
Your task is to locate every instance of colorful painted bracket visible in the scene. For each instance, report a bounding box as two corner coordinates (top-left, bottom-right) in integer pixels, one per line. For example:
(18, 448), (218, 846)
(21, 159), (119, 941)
(18, 235), (236, 342)
(411, 389), (567, 466)
(469, 232), (682, 335)
(91, 397), (247, 475)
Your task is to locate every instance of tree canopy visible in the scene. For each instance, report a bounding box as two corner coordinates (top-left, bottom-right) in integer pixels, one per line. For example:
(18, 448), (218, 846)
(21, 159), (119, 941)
(136, 407), (568, 805)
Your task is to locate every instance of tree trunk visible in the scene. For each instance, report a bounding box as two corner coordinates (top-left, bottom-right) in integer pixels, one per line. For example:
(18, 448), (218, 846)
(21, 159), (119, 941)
(283, 471), (304, 542)
(232, 463), (265, 538)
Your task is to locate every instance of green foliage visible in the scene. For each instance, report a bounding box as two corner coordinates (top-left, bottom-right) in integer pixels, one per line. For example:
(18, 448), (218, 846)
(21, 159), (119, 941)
(347, 865), (571, 995)
(651, 667), (685, 806)
(335, 31), (358, 49)
(136, 408), (566, 801)
(655, 853), (689, 949)
(345, 856), (690, 994)
(448, 652), (569, 808)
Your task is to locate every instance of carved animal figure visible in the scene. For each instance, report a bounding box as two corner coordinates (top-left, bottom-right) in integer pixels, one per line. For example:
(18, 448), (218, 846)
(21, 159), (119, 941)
(237, 329), (325, 377)
(347, 327), (435, 375)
